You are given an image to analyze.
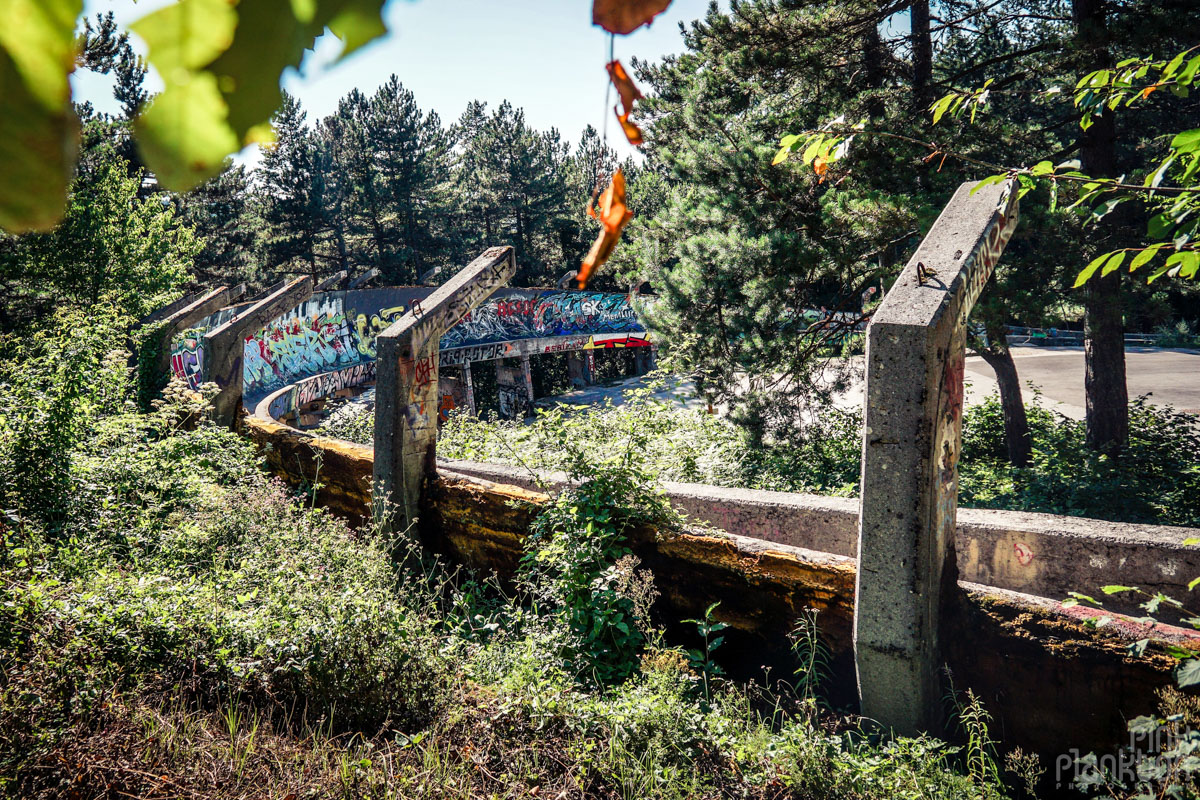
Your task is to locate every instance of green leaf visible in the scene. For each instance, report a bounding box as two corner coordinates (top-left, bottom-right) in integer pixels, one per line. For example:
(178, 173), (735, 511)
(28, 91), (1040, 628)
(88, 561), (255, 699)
(0, 0), (80, 108)
(1179, 251), (1200, 280)
(1184, 538), (1200, 546)
(1188, 576), (1200, 592)
(135, 72), (240, 190)
(1148, 213), (1173, 238)
(779, 134), (800, 148)
(0, 0), (81, 232)
(1180, 55), (1200, 86)
(800, 135), (824, 165)
(1163, 51), (1188, 80)
(1030, 160), (1054, 177)
(327, 0), (388, 58)
(131, 0), (237, 73)
(1073, 252), (1111, 288)
(1130, 245), (1164, 273)
(772, 147), (790, 166)
(1172, 129), (1200, 154)
(1100, 250), (1127, 277)
(1178, 658), (1200, 689)
(969, 173), (1008, 194)
(1101, 585), (1138, 594)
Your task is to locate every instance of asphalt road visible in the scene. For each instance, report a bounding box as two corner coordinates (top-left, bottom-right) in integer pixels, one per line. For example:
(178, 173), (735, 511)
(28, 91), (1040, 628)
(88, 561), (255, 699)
(964, 346), (1200, 418)
(546, 346), (1200, 419)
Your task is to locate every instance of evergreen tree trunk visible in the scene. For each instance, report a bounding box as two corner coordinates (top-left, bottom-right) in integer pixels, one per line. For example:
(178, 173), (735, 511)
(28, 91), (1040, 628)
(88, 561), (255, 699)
(1073, 0), (1129, 452)
(910, 0), (933, 110)
(974, 339), (1032, 468)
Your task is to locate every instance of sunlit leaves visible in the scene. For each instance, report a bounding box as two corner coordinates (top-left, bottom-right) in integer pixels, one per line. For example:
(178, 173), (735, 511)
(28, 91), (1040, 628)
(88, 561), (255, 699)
(930, 79), (992, 125)
(133, 0), (390, 192)
(135, 72), (240, 190)
(130, 0), (236, 74)
(593, 0), (672, 35)
(0, 0), (82, 231)
(771, 115), (861, 179)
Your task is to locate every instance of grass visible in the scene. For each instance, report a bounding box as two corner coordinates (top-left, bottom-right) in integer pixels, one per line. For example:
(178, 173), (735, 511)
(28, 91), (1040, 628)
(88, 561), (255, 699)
(0, 323), (1020, 798)
(321, 377), (1200, 527)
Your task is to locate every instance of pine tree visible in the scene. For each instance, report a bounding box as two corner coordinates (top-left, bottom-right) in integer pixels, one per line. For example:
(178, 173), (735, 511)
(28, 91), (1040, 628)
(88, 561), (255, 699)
(175, 162), (257, 289)
(259, 93), (321, 278)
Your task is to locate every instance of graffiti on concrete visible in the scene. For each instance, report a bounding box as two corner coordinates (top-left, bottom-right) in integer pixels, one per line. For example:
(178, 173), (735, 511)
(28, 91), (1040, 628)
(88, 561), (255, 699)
(296, 361), (377, 406)
(441, 291), (642, 349)
(352, 304), (407, 357)
(170, 329), (206, 389)
(168, 285), (651, 401)
(243, 295), (358, 396)
(439, 342), (514, 366)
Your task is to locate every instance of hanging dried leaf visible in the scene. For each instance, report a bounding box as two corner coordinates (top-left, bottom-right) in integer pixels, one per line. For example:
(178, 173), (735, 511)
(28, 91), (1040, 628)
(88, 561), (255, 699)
(606, 60), (645, 146)
(813, 156), (828, 182)
(593, 0), (673, 35)
(616, 110), (644, 146)
(578, 169), (634, 289)
(607, 60), (643, 115)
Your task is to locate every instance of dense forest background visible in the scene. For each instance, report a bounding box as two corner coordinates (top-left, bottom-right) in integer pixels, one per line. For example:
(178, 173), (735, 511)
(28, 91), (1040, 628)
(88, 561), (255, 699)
(1, 0), (1197, 444)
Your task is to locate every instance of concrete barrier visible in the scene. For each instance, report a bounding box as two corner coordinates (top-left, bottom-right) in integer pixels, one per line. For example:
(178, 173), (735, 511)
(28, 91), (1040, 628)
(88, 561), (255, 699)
(239, 408), (1198, 768)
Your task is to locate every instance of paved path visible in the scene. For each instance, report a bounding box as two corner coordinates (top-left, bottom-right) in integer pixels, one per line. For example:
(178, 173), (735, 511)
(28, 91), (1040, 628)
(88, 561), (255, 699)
(964, 346), (1200, 418)
(545, 346), (1200, 419)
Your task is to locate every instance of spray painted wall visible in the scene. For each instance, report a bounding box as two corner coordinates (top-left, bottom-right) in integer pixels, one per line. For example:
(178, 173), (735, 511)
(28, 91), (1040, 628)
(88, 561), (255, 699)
(168, 287), (650, 401)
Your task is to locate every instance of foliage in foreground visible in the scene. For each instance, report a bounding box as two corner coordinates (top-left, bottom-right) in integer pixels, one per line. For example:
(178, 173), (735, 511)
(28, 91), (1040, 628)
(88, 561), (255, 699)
(0, 323), (1020, 799)
(323, 380), (1200, 528)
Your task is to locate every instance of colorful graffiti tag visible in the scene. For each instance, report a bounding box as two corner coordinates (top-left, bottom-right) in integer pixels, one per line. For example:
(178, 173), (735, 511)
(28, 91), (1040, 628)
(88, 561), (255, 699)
(168, 286), (651, 400)
(170, 328), (206, 389)
(440, 291), (642, 349)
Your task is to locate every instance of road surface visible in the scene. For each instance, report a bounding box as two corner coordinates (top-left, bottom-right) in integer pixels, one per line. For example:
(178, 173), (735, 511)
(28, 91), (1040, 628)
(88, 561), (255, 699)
(548, 346), (1200, 419)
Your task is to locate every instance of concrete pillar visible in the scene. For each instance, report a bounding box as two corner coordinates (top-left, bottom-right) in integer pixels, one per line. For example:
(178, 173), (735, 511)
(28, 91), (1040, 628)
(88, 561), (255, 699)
(202, 277), (314, 427)
(521, 355), (535, 407)
(567, 351), (593, 388)
(633, 344), (656, 375)
(373, 247), (516, 534)
(462, 362), (476, 416)
(854, 180), (1018, 735)
(495, 358), (526, 420)
(145, 284), (245, 390)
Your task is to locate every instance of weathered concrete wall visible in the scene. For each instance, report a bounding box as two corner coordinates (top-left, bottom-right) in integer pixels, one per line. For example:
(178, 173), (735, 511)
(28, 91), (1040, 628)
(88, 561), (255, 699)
(238, 411), (1196, 767)
(435, 459), (1200, 621)
(169, 286), (652, 403)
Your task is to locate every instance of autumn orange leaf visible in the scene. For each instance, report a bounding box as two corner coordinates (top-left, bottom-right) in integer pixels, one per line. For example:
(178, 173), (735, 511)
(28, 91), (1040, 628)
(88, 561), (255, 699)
(578, 169), (634, 289)
(593, 0), (673, 35)
(1141, 85), (1158, 99)
(607, 60), (643, 115)
(607, 60), (646, 147)
(616, 111), (644, 146)
(813, 156), (828, 182)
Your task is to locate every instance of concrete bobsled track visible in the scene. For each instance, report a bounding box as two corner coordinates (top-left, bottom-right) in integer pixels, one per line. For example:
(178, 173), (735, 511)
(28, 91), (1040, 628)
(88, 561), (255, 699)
(139, 223), (1200, 789)
(167, 282), (656, 422)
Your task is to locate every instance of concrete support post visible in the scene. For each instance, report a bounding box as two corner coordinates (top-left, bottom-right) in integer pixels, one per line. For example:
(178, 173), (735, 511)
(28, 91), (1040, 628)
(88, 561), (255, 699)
(567, 351), (593, 388)
(854, 180), (1018, 735)
(373, 247), (516, 534)
(520, 355), (535, 406)
(633, 345), (656, 375)
(202, 277), (314, 427)
(147, 285), (245, 386)
(462, 362), (476, 416)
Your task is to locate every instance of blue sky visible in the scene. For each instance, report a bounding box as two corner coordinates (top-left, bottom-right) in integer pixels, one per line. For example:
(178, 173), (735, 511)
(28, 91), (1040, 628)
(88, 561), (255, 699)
(75, 0), (726, 164)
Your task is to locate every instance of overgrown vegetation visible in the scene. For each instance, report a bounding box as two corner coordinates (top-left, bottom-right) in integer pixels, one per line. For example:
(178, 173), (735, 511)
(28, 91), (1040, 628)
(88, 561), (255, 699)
(0, 321), (1024, 799)
(323, 380), (1200, 527)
